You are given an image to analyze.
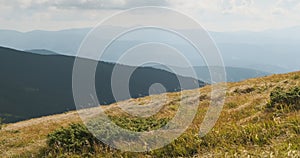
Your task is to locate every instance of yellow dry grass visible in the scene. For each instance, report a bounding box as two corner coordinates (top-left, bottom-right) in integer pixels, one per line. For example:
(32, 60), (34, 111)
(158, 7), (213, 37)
(0, 71), (299, 157)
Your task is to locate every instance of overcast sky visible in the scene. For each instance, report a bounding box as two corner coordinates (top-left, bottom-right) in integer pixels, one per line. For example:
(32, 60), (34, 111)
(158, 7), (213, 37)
(1, 0), (300, 32)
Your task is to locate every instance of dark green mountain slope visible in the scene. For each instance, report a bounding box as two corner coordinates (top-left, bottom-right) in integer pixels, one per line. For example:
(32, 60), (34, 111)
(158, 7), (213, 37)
(0, 47), (204, 123)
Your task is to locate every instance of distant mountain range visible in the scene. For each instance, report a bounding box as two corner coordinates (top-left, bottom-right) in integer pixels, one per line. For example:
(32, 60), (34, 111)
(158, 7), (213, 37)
(10, 47), (271, 82)
(0, 28), (89, 55)
(1, 26), (300, 73)
(146, 64), (269, 83)
(0, 46), (204, 123)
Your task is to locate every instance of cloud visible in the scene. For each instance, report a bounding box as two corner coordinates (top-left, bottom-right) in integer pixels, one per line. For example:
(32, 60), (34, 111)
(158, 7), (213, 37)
(1, 0), (171, 10)
(276, 0), (300, 10)
(0, 0), (300, 32)
(271, 0), (300, 16)
(221, 0), (254, 14)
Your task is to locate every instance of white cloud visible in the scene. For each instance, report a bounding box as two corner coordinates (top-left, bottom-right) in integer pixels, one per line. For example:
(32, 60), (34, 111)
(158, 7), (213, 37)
(0, 0), (300, 32)
(1, 0), (171, 10)
(276, 0), (300, 10)
(221, 0), (254, 14)
(168, 0), (300, 31)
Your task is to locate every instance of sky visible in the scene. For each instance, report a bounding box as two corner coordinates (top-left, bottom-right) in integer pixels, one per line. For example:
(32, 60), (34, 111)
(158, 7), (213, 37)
(0, 0), (300, 32)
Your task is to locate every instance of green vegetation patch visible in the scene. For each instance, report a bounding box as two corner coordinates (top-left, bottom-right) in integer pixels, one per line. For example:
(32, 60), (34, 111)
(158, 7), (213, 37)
(109, 116), (169, 132)
(45, 116), (170, 155)
(267, 86), (300, 111)
(47, 123), (99, 154)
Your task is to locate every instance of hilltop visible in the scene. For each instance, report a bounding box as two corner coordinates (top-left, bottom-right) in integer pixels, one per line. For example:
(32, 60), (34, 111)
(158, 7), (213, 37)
(0, 71), (299, 157)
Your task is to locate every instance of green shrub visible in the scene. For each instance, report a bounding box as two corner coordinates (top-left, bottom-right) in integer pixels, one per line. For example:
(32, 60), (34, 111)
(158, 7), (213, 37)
(234, 87), (255, 94)
(292, 75), (300, 80)
(226, 102), (238, 109)
(87, 116), (138, 145)
(109, 116), (169, 132)
(45, 116), (193, 157)
(45, 116), (169, 155)
(267, 86), (300, 110)
(47, 123), (98, 154)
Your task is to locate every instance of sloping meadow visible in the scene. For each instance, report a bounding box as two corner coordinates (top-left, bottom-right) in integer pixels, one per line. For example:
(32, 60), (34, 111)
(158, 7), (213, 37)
(1, 72), (300, 157)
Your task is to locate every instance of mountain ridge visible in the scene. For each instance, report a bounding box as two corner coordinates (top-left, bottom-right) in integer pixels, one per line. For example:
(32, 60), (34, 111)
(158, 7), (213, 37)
(1, 27), (300, 73)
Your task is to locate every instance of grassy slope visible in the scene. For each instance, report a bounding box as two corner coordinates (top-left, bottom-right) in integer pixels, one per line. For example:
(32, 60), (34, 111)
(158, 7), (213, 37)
(1, 71), (300, 157)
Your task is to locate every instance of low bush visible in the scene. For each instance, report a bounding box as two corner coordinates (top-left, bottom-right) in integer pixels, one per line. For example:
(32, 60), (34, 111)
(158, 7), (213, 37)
(226, 102), (238, 109)
(292, 75), (300, 80)
(234, 86), (255, 94)
(47, 123), (98, 154)
(45, 116), (170, 156)
(267, 86), (300, 110)
(110, 116), (169, 132)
